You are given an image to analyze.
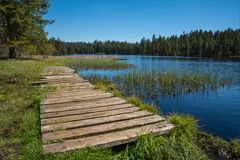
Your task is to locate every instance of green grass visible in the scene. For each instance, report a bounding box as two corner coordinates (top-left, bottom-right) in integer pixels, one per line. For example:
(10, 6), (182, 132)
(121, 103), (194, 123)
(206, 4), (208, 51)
(0, 57), (239, 160)
(119, 114), (208, 160)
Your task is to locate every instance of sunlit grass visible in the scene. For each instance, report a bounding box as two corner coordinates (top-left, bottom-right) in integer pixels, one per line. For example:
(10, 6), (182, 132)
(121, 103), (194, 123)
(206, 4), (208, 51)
(120, 115), (208, 160)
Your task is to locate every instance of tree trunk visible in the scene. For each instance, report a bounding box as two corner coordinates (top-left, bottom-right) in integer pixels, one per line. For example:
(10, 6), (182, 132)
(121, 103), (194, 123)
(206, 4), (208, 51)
(9, 47), (16, 59)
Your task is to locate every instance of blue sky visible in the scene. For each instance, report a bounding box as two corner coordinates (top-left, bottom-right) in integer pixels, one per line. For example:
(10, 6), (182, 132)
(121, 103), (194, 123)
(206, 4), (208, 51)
(45, 0), (240, 42)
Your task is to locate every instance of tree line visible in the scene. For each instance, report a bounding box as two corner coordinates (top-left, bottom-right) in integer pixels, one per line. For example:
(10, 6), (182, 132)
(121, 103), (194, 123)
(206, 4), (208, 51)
(50, 28), (240, 58)
(0, 1), (239, 59)
(0, 0), (53, 58)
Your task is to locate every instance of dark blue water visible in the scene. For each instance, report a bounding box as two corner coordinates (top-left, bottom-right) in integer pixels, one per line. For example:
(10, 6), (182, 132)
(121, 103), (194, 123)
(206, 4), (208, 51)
(78, 55), (240, 140)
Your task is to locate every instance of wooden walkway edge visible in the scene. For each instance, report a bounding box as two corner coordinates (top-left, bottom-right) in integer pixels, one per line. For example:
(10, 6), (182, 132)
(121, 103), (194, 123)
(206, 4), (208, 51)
(38, 66), (174, 154)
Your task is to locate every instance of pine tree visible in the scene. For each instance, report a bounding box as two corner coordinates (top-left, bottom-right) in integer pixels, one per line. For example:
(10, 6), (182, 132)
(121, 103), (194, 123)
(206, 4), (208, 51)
(0, 0), (53, 58)
(49, 29), (240, 58)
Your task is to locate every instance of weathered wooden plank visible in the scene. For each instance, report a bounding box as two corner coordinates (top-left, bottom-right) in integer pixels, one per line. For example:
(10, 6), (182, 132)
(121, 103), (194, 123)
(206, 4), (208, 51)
(41, 71), (74, 75)
(40, 103), (135, 119)
(43, 123), (174, 154)
(44, 86), (94, 92)
(42, 80), (89, 85)
(46, 87), (95, 94)
(41, 107), (139, 125)
(41, 99), (127, 113)
(44, 89), (107, 99)
(42, 75), (76, 79)
(41, 97), (125, 109)
(41, 103), (133, 114)
(42, 115), (164, 141)
(42, 82), (92, 87)
(43, 90), (108, 101)
(46, 88), (92, 94)
(41, 77), (84, 82)
(42, 78), (84, 83)
(42, 84), (93, 89)
(41, 110), (152, 132)
(40, 93), (113, 105)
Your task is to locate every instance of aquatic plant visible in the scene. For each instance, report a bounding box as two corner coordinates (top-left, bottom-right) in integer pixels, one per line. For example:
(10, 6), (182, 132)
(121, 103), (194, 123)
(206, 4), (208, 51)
(85, 70), (232, 105)
(111, 70), (232, 101)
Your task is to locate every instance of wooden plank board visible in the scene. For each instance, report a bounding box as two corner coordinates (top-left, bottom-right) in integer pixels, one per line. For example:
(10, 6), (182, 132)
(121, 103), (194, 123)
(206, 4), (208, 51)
(42, 82), (92, 87)
(40, 99), (127, 113)
(38, 76), (82, 81)
(44, 89), (107, 99)
(40, 93), (113, 105)
(41, 75), (82, 80)
(42, 92), (112, 103)
(42, 75), (77, 79)
(42, 79), (84, 83)
(41, 110), (152, 132)
(46, 87), (95, 94)
(41, 107), (139, 125)
(41, 103), (133, 114)
(43, 123), (174, 154)
(42, 115), (164, 141)
(40, 97), (125, 109)
(41, 81), (89, 86)
(42, 83), (93, 89)
(40, 103), (136, 119)
(44, 85), (94, 92)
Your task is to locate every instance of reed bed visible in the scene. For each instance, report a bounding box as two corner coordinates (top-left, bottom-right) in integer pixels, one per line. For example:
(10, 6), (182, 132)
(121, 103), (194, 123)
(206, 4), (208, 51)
(85, 70), (232, 105)
(111, 70), (232, 99)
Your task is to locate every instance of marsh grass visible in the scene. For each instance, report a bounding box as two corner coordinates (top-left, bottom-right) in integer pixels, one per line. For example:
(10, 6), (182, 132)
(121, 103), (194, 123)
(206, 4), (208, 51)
(111, 70), (232, 102)
(85, 70), (232, 109)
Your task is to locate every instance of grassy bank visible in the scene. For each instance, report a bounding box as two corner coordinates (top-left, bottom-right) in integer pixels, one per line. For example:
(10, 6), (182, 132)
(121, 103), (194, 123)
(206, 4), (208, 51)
(0, 56), (239, 159)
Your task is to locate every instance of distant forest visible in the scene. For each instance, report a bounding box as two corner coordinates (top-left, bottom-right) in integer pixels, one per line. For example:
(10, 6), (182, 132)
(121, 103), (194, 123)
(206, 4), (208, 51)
(50, 28), (240, 58)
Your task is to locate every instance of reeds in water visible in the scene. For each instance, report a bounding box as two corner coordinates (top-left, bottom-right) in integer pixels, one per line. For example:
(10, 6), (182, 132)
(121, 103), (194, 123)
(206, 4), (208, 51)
(112, 70), (232, 98)
(85, 70), (232, 103)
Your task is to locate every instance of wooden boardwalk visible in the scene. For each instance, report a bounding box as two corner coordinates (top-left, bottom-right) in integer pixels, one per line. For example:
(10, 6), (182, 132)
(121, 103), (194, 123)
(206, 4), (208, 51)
(39, 66), (174, 154)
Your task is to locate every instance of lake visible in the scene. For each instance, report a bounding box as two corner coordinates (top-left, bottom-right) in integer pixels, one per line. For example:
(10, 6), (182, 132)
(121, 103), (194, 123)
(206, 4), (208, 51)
(78, 55), (240, 140)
